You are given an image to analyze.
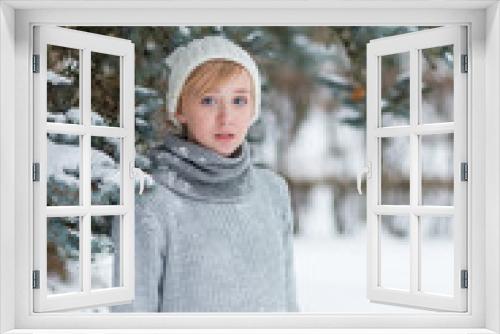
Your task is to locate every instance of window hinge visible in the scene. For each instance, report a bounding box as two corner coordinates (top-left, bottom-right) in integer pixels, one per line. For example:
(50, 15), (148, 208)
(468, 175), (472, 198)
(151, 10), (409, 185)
(461, 54), (468, 73)
(461, 269), (468, 289)
(32, 270), (40, 289)
(461, 162), (468, 182)
(32, 162), (40, 182)
(32, 54), (40, 73)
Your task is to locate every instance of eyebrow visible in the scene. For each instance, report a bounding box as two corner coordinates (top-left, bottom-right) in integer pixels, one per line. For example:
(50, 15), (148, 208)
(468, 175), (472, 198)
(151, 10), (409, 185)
(234, 88), (250, 93)
(206, 88), (250, 94)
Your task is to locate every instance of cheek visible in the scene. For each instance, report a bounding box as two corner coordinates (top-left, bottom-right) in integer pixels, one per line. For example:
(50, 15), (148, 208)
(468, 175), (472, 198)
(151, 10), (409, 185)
(186, 105), (208, 123)
(241, 106), (255, 124)
(245, 101), (255, 119)
(190, 113), (214, 136)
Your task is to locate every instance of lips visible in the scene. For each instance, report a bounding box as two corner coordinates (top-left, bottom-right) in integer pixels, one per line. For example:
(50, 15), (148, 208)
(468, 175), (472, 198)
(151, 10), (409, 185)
(215, 133), (235, 140)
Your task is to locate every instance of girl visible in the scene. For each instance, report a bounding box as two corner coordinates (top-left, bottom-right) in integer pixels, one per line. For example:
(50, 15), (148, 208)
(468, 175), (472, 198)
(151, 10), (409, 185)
(115, 35), (298, 312)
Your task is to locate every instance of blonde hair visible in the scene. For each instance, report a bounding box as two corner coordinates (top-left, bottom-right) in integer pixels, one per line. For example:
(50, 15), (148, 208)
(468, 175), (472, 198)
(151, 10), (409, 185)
(169, 59), (255, 136)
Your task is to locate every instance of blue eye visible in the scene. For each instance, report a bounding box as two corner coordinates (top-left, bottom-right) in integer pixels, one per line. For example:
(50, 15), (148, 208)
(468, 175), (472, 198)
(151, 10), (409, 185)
(233, 96), (248, 105)
(201, 96), (215, 105)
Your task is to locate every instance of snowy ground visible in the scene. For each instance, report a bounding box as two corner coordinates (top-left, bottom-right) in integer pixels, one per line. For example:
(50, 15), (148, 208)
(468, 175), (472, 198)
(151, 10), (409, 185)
(293, 230), (452, 313)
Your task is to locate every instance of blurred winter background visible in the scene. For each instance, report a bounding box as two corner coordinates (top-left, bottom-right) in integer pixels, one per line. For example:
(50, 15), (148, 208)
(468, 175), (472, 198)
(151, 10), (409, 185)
(45, 26), (455, 313)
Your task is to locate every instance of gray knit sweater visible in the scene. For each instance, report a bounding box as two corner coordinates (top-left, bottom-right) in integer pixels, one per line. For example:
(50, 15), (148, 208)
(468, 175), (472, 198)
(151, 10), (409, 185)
(111, 132), (298, 312)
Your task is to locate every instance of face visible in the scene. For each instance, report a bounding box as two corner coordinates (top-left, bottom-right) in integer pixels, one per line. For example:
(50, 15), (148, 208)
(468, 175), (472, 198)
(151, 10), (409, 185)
(175, 69), (254, 157)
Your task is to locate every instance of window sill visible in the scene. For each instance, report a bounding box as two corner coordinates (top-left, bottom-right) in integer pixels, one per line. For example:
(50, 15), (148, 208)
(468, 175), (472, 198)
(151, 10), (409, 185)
(3, 329), (496, 334)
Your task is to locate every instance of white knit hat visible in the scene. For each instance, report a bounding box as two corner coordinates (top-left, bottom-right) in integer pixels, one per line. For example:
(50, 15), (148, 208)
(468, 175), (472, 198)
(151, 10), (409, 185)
(165, 35), (261, 129)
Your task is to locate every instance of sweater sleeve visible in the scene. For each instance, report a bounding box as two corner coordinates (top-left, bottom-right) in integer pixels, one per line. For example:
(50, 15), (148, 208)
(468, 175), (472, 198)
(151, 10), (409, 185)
(278, 176), (299, 312)
(110, 189), (166, 312)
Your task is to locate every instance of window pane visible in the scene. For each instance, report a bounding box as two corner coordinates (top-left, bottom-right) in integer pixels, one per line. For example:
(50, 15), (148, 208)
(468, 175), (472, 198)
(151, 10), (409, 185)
(379, 215), (410, 290)
(91, 215), (121, 289)
(420, 216), (453, 295)
(421, 133), (453, 206)
(91, 136), (121, 205)
(47, 216), (80, 294)
(47, 133), (81, 206)
(381, 136), (410, 205)
(421, 45), (454, 124)
(91, 52), (121, 127)
(47, 45), (80, 124)
(380, 52), (410, 127)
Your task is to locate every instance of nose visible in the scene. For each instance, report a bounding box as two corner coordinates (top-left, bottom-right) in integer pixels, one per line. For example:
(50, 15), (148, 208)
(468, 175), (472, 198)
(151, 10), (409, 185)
(217, 97), (233, 124)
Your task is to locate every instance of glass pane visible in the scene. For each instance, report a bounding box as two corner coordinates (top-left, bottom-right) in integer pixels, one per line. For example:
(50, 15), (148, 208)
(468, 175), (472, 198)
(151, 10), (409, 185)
(421, 133), (454, 206)
(420, 216), (453, 295)
(380, 52), (410, 127)
(421, 45), (454, 124)
(91, 136), (121, 205)
(91, 216), (121, 289)
(91, 52), (121, 127)
(46, 45), (80, 124)
(47, 216), (80, 294)
(379, 215), (410, 290)
(47, 133), (80, 206)
(381, 136), (410, 205)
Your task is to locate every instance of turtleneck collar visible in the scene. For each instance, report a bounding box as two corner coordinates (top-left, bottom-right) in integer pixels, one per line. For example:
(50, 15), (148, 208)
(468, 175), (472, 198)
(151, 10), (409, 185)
(150, 131), (256, 203)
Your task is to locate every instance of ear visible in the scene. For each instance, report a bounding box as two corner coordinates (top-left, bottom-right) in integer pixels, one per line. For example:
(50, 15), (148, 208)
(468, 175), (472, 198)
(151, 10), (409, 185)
(175, 98), (187, 124)
(175, 111), (188, 124)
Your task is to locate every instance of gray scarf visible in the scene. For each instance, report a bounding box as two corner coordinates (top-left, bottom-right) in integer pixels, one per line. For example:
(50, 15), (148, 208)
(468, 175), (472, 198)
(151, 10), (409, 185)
(150, 132), (256, 203)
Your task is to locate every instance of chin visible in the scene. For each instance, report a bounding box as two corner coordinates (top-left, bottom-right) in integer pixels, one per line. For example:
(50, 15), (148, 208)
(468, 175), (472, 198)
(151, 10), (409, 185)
(212, 139), (243, 156)
(213, 144), (239, 158)
(216, 148), (234, 157)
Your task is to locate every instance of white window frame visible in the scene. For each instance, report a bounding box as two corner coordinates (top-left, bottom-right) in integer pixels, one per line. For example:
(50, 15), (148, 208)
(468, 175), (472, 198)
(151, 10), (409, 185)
(365, 26), (468, 312)
(32, 25), (136, 312)
(0, 1), (499, 333)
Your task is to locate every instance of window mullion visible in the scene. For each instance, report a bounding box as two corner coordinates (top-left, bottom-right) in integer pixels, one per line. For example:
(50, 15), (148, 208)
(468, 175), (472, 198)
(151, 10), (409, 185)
(409, 47), (420, 295)
(81, 47), (91, 294)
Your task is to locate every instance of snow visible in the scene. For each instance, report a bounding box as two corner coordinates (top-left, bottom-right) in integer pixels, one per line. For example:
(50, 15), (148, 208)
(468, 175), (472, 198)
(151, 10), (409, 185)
(285, 106), (365, 179)
(47, 140), (80, 188)
(91, 253), (117, 290)
(135, 103), (152, 117)
(299, 184), (333, 238)
(244, 30), (263, 43)
(178, 146), (189, 157)
(47, 70), (74, 85)
(178, 26), (191, 36)
(91, 111), (106, 126)
(286, 107), (332, 178)
(47, 108), (81, 124)
(47, 134), (122, 206)
(317, 72), (352, 87)
(294, 230), (452, 313)
(47, 258), (80, 295)
(65, 108), (81, 123)
(292, 183), (453, 313)
(293, 33), (345, 58)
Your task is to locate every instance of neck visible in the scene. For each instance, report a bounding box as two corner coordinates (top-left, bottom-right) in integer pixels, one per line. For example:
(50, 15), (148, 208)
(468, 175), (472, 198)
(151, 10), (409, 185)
(150, 131), (255, 203)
